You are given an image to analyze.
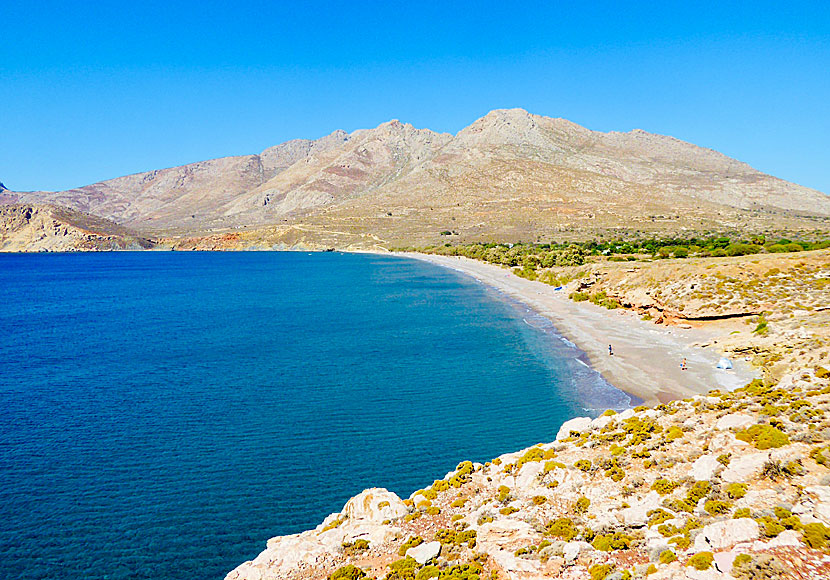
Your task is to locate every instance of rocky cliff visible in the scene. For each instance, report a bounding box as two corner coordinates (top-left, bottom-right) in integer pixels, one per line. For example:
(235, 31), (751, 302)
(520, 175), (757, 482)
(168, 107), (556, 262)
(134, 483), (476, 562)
(226, 366), (830, 580)
(0, 204), (154, 252)
(4, 109), (829, 248)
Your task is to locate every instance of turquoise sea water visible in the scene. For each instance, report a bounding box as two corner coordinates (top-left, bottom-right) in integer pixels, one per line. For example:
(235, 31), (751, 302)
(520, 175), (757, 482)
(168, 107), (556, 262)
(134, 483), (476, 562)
(0, 252), (630, 579)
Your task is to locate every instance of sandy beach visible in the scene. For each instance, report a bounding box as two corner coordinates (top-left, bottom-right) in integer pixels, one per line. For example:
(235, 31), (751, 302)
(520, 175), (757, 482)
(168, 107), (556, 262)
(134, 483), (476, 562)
(401, 253), (758, 406)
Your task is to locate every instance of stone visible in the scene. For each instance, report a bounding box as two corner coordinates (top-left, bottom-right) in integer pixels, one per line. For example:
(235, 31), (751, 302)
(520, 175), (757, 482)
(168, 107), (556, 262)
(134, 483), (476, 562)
(343, 488), (408, 522)
(715, 413), (755, 430)
(689, 455), (720, 481)
(766, 530), (801, 548)
(406, 541), (441, 565)
(556, 417), (592, 440)
(617, 491), (663, 527)
(693, 519), (760, 551)
(562, 541), (593, 562)
(721, 453), (768, 483)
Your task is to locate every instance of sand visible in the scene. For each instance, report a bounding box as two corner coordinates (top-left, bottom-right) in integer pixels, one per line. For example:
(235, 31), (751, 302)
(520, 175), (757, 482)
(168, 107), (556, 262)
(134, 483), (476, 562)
(401, 253), (759, 406)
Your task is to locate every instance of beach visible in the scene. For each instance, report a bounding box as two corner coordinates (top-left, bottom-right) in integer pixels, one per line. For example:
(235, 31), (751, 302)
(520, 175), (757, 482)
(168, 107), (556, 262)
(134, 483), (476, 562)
(403, 253), (759, 405)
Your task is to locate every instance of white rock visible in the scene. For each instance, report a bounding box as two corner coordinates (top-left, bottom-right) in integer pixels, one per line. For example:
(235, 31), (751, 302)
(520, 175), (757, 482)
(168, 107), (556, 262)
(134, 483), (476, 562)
(556, 417), (592, 440)
(618, 409), (635, 420)
(562, 541), (593, 562)
(715, 413), (754, 430)
(685, 566), (727, 580)
(712, 551), (736, 574)
(693, 519), (760, 551)
(767, 530), (801, 548)
(406, 541), (441, 565)
(591, 415), (615, 430)
(689, 455), (720, 481)
(617, 491), (663, 527)
(344, 488), (409, 522)
(721, 453), (768, 483)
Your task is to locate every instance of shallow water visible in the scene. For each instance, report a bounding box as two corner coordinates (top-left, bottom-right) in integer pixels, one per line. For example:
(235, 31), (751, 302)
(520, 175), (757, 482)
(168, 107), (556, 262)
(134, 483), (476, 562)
(0, 252), (627, 579)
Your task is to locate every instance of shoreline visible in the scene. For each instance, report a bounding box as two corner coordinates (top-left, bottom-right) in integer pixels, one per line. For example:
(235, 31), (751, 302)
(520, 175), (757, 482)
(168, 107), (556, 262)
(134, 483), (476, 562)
(397, 252), (758, 406)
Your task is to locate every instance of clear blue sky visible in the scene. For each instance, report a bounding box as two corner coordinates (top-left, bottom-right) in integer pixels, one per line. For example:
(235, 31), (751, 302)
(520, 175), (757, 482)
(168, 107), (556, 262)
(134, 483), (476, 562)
(2, 1), (828, 193)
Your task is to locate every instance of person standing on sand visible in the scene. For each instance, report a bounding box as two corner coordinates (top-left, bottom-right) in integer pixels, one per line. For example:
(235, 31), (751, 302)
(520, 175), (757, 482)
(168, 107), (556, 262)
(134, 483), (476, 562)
(608, 345), (613, 356)
(681, 358), (687, 371)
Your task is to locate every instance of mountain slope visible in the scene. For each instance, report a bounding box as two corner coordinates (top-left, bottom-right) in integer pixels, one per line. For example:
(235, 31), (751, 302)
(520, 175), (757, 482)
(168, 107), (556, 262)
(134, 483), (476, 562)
(0, 204), (154, 252)
(4, 109), (829, 247)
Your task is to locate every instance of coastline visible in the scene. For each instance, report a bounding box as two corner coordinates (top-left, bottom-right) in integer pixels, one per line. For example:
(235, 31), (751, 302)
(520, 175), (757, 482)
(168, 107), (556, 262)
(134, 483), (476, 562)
(397, 252), (758, 406)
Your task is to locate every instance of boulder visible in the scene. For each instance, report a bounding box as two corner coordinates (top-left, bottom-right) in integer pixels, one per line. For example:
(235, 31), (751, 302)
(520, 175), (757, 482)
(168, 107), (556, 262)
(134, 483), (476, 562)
(715, 413), (754, 430)
(562, 541), (593, 562)
(721, 453), (768, 483)
(406, 541), (441, 565)
(617, 491), (663, 527)
(689, 455), (720, 481)
(556, 417), (592, 440)
(693, 519), (760, 551)
(343, 488), (408, 522)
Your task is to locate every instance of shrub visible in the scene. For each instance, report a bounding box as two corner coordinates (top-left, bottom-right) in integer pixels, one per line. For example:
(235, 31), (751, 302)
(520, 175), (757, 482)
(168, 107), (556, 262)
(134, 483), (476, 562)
(605, 466), (625, 482)
(664, 426), (684, 442)
(330, 565), (366, 580)
(669, 535), (691, 549)
(687, 552), (714, 570)
(497, 486), (511, 503)
(570, 291), (589, 302)
(686, 481), (711, 504)
(659, 550), (677, 564)
(817, 366), (830, 379)
(592, 532), (632, 551)
(575, 459), (592, 472)
(717, 453), (732, 466)
(451, 498), (468, 508)
(802, 523), (830, 549)
(432, 480), (450, 492)
(415, 566), (440, 580)
(398, 536), (424, 556)
(532, 495), (547, 506)
(449, 461), (474, 487)
(651, 479), (679, 495)
(342, 539), (370, 556)
(810, 445), (830, 467)
(733, 508), (751, 519)
(725, 483), (748, 499)
(647, 508), (674, 527)
(387, 557), (419, 580)
(500, 506), (518, 515)
(574, 496), (591, 514)
(704, 500), (732, 515)
(545, 517), (578, 540)
(735, 424), (789, 449)
(589, 564), (614, 580)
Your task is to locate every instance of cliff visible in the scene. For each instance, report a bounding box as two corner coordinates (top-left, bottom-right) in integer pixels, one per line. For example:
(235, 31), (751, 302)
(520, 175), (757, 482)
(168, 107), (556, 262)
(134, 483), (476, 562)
(226, 366), (830, 580)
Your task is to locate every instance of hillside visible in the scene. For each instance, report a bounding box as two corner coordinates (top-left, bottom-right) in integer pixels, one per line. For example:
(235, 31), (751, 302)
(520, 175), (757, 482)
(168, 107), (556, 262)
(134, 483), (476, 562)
(3, 109), (829, 249)
(0, 204), (154, 252)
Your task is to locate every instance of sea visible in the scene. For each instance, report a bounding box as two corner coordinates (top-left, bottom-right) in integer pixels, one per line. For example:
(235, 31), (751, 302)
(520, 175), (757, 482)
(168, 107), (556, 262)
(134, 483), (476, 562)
(0, 251), (631, 579)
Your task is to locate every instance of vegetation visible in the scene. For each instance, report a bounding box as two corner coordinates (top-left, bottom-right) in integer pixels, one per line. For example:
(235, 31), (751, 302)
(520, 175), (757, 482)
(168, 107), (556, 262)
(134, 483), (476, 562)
(687, 552), (714, 571)
(330, 565), (367, 580)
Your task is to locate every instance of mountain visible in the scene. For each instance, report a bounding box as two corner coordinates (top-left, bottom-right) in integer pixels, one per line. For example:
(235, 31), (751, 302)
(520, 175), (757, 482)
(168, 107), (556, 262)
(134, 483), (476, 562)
(0, 204), (154, 252)
(4, 109), (829, 249)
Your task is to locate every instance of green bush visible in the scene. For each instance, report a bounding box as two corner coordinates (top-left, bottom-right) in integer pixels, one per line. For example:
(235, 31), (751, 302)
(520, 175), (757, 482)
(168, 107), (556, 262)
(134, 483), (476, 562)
(735, 424), (789, 449)
(330, 565), (367, 580)
(574, 496), (591, 513)
(415, 566), (440, 580)
(589, 563), (614, 580)
(342, 539), (370, 556)
(387, 557), (419, 580)
(592, 532), (632, 551)
(725, 483), (748, 499)
(570, 291), (589, 302)
(802, 523), (830, 549)
(704, 499), (732, 515)
(659, 549), (677, 564)
(687, 552), (714, 570)
(545, 517), (578, 540)
(575, 459), (592, 472)
(398, 536), (424, 556)
(651, 479), (679, 495)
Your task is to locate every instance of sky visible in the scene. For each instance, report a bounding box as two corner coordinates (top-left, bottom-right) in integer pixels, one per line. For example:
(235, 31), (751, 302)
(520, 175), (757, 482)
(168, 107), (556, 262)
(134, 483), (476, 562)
(1, 1), (828, 193)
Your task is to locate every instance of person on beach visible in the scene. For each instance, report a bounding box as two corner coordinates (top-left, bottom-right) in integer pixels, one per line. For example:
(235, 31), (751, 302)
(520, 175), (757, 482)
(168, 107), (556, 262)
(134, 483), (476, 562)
(681, 358), (687, 371)
(608, 344), (613, 356)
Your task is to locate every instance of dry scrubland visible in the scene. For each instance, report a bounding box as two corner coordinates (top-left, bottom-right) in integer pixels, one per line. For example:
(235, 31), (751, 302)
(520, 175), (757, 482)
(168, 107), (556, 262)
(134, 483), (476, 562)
(227, 249), (830, 580)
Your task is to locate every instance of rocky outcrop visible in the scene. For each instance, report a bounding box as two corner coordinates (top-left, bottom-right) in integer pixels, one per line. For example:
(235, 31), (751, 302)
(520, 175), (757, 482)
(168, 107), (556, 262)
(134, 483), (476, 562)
(227, 366), (830, 580)
(0, 204), (153, 252)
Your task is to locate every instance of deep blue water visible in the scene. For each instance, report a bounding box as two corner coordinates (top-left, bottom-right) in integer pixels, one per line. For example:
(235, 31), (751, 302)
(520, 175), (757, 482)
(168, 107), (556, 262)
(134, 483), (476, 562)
(0, 252), (629, 579)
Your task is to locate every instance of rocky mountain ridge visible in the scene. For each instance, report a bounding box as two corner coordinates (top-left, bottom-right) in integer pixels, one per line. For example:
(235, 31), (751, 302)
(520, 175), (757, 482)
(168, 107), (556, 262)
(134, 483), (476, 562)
(3, 109), (829, 249)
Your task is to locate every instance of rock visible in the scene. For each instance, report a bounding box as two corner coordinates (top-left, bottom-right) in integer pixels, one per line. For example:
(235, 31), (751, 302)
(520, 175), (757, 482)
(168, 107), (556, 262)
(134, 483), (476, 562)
(556, 417), (592, 440)
(721, 453), (768, 483)
(618, 409), (635, 420)
(689, 455), (720, 481)
(712, 551), (737, 573)
(693, 518), (760, 551)
(715, 413), (755, 430)
(343, 488), (408, 522)
(591, 414), (616, 430)
(617, 491), (663, 527)
(766, 530), (801, 548)
(562, 541), (593, 562)
(406, 541), (441, 565)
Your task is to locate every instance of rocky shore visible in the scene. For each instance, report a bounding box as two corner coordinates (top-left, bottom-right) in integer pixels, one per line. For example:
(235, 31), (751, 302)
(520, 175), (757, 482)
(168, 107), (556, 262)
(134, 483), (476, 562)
(226, 365), (830, 580)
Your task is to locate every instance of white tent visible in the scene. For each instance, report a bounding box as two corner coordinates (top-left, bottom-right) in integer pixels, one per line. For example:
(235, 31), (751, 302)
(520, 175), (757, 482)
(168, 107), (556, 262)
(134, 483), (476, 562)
(716, 357), (733, 370)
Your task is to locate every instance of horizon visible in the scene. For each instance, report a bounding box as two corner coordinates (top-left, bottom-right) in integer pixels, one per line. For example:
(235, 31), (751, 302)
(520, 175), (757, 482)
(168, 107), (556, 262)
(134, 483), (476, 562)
(1, 2), (829, 194)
